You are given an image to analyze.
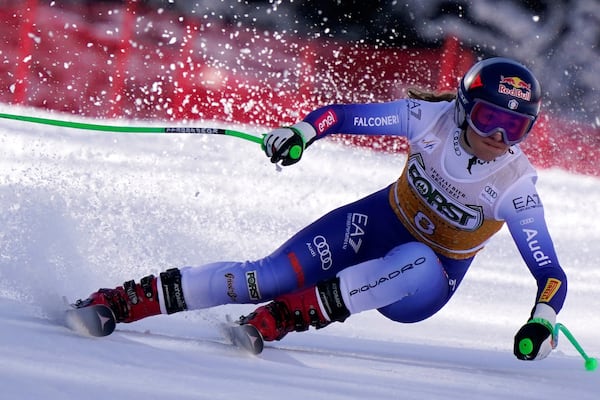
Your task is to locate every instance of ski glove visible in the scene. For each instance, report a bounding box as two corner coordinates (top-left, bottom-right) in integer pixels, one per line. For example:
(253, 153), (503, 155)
(513, 303), (556, 361)
(263, 122), (317, 166)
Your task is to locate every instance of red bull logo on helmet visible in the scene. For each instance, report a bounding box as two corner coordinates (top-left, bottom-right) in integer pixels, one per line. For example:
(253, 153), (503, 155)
(498, 75), (532, 101)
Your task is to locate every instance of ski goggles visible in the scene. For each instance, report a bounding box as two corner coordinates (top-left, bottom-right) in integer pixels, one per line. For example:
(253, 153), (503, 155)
(466, 100), (535, 145)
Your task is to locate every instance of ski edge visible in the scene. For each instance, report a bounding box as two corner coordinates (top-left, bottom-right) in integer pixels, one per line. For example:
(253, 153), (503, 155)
(61, 299), (263, 354)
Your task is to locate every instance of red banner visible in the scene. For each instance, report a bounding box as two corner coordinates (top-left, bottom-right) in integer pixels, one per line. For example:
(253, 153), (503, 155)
(0, 2), (597, 175)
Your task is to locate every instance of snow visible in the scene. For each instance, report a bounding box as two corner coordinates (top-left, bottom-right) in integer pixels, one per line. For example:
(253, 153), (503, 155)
(0, 106), (598, 399)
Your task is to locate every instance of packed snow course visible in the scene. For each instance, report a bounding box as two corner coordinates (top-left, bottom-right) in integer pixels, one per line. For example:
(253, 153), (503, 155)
(0, 107), (598, 399)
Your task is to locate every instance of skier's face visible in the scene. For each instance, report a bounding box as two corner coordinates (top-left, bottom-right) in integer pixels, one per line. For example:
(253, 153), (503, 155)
(465, 125), (509, 161)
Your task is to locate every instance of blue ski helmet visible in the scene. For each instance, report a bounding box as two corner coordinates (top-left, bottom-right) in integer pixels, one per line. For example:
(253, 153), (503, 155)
(455, 57), (542, 136)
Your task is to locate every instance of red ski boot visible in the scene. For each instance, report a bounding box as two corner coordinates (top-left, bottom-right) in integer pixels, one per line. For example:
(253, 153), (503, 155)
(75, 268), (187, 323)
(239, 277), (351, 341)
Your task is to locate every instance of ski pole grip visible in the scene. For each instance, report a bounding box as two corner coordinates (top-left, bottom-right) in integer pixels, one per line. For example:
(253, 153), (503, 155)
(286, 126), (306, 161)
(289, 144), (303, 160)
(518, 338), (534, 356)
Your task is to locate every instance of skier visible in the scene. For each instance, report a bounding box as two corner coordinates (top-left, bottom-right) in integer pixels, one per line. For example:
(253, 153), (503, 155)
(76, 57), (566, 361)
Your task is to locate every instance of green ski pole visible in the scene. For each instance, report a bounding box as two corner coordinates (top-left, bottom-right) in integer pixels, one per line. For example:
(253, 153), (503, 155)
(0, 112), (303, 161)
(553, 323), (597, 371)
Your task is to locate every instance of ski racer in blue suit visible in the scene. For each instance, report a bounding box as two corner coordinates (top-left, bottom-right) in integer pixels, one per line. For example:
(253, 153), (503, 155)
(79, 57), (567, 361)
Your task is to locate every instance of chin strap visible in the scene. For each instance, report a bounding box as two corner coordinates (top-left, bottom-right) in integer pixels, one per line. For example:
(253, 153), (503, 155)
(461, 128), (471, 148)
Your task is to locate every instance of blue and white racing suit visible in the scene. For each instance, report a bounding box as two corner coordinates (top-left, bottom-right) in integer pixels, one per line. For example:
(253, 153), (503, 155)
(177, 99), (567, 323)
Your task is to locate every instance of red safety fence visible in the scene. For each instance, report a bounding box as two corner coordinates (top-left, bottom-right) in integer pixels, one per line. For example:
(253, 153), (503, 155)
(1, 1), (598, 176)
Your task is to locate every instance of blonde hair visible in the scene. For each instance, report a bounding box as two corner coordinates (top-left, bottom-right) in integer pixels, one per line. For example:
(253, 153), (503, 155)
(407, 87), (456, 102)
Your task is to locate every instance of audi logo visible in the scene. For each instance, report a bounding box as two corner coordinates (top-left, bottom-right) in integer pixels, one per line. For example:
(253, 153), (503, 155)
(313, 235), (333, 270)
(484, 186), (498, 198)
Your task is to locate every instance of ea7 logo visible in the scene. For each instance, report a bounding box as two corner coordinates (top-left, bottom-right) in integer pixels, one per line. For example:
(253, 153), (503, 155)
(343, 213), (368, 253)
(513, 194), (542, 212)
(408, 99), (422, 120)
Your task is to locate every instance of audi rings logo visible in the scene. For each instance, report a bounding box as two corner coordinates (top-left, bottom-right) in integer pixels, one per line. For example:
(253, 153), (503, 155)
(484, 185), (498, 199)
(313, 235), (333, 270)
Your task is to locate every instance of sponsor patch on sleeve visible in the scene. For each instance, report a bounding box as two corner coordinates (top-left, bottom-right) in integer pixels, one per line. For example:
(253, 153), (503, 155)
(538, 278), (562, 303)
(512, 193), (542, 213)
(315, 110), (338, 134)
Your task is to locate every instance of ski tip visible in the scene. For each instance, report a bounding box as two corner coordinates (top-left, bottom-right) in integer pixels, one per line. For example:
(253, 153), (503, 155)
(66, 304), (116, 337)
(223, 321), (264, 355)
(238, 324), (264, 355)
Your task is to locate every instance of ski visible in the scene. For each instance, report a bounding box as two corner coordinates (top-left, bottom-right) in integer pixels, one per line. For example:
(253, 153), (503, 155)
(65, 304), (117, 337)
(221, 322), (264, 355)
(64, 300), (264, 354)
